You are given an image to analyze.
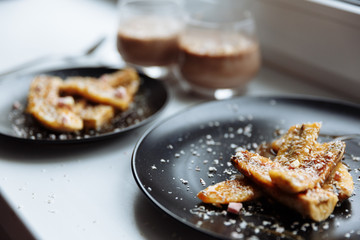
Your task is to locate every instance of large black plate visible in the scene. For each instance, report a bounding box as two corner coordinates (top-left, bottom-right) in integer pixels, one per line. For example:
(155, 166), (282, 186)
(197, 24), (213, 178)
(132, 96), (360, 240)
(0, 67), (168, 143)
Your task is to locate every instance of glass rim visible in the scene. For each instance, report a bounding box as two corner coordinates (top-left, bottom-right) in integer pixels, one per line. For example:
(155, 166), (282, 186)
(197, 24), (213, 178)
(118, 0), (182, 7)
(184, 11), (254, 29)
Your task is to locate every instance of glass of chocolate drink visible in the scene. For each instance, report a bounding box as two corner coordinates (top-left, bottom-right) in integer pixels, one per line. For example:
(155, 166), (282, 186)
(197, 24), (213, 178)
(175, 2), (261, 99)
(116, 0), (184, 79)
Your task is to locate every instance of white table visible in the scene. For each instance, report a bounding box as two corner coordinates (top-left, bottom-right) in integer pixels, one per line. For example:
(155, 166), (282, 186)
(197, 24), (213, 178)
(0, 0), (357, 239)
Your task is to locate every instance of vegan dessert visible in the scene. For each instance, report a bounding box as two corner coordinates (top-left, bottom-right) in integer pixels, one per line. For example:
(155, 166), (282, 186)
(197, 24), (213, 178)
(26, 68), (140, 132)
(117, 16), (182, 67)
(178, 31), (260, 89)
(198, 123), (353, 222)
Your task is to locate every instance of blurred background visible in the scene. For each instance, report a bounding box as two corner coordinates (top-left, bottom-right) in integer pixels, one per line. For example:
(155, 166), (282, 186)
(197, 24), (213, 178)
(1, 0), (359, 99)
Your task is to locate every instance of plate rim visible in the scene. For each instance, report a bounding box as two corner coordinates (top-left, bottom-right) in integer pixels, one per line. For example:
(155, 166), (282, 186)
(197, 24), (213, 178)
(131, 95), (360, 239)
(0, 66), (169, 144)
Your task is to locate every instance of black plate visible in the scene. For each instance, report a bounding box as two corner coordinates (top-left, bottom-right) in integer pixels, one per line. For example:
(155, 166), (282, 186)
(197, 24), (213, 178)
(0, 67), (168, 143)
(132, 96), (360, 240)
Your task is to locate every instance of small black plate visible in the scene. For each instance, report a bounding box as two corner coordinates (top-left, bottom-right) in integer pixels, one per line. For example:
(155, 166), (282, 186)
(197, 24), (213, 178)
(0, 67), (168, 143)
(132, 96), (360, 240)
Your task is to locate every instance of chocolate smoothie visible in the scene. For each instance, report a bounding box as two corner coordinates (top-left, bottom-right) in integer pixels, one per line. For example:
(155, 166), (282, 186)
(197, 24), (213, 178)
(178, 31), (260, 89)
(117, 16), (182, 67)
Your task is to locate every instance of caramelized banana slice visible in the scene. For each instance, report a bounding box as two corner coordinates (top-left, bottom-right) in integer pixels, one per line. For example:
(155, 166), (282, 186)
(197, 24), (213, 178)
(197, 177), (261, 204)
(73, 100), (114, 129)
(269, 123), (321, 193)
(231, 150), (278, 188)
(27, 76), (83, 132)
(269, 187), (338, 222)
(61, 70), (140, 111)
(269, 141), (345, 193)
(275, 122), (321, 163)
(323, 163), (354, 201)
(99, 68), (139, 90)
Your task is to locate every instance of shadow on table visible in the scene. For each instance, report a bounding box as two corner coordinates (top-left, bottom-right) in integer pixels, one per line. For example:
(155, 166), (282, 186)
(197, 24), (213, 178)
(0, 128), (143, 164)
(133, 191), (217, 240)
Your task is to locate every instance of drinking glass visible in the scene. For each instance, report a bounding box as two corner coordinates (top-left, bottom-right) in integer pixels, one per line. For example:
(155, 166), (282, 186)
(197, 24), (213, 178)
(175, 1), (261, 99)
(116, 0), (184, 79)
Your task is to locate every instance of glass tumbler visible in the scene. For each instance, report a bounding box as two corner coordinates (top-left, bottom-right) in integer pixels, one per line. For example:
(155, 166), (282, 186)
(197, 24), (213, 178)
(116, 0), (184, 79)
(176, 2), (261, 99)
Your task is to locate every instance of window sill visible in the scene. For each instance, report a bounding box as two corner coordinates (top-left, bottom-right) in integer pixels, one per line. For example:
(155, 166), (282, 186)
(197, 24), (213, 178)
(249, 0), (360, 100)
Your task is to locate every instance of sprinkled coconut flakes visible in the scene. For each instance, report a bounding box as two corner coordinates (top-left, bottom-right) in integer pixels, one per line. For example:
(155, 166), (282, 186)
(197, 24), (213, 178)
(231, 232), (244, 239)
(224, 219), (236, 226)
(239, 221), (247, 229)
(180, 178), (188, 185)
(351, 154), (360, 161)
(208, 167), (217, 172)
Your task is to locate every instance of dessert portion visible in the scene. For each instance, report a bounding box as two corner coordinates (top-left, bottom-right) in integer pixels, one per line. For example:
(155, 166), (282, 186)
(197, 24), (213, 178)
(26, 68), (140, 132)
(198, 163), (352, 217)
(178, 31), (260, 89)
(197, 123), (353, 222)
(117, 16), (182, 67)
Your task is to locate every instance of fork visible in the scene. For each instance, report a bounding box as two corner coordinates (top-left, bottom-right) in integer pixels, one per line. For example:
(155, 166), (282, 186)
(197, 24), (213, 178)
(0, 37), (106, 78)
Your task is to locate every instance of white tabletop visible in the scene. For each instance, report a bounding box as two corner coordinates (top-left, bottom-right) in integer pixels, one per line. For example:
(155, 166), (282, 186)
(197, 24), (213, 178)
(0, 0), (357, 240)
